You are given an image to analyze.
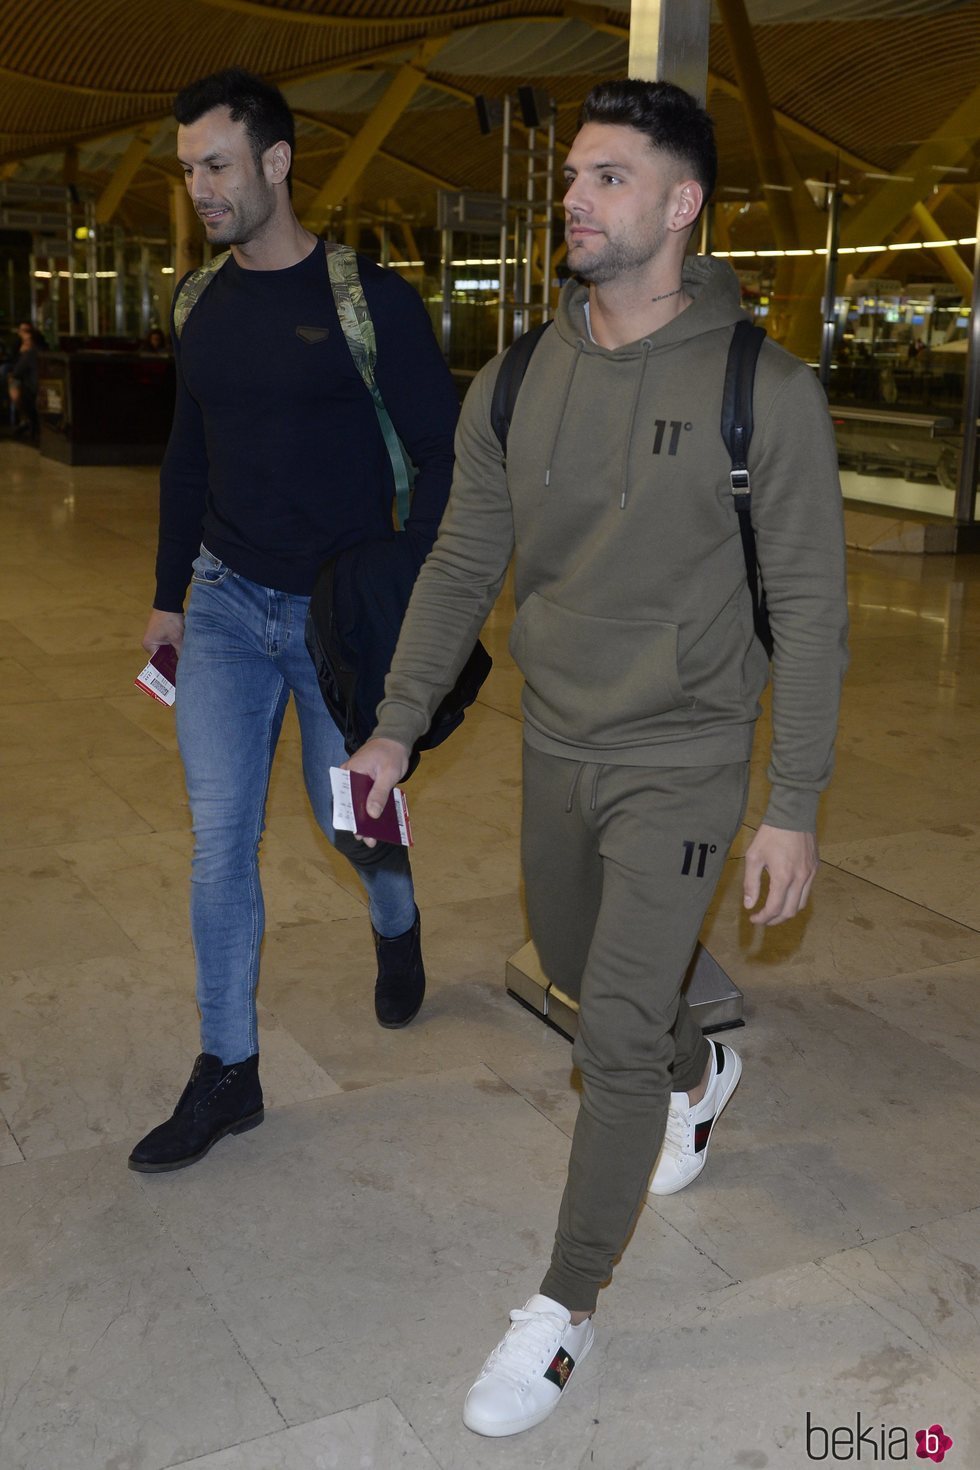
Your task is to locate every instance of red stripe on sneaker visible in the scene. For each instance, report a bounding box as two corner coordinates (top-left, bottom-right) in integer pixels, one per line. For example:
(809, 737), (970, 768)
(694, 1118), (714, 1153)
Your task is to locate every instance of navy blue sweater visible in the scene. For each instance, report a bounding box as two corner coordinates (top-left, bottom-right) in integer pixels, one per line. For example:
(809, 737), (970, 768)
(155, 243), (459, 611)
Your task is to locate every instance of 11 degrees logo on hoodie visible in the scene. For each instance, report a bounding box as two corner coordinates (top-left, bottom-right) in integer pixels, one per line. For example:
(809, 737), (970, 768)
(652, 419), (693, 456)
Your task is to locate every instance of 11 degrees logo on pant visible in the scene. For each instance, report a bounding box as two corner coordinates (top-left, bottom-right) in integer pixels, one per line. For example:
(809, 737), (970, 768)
(805, 1412), (953, 1461)
(681, 839), (716, 877)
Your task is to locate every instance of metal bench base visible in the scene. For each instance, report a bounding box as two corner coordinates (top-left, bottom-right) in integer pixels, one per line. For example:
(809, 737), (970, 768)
(505, 940), (743, 1042)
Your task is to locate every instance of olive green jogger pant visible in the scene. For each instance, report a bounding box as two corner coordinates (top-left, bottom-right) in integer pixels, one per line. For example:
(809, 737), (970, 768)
(521, 744), (751, 1313)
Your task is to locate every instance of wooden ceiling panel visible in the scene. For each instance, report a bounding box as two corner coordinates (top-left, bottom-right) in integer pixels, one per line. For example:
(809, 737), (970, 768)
(1, 0), (978, 257)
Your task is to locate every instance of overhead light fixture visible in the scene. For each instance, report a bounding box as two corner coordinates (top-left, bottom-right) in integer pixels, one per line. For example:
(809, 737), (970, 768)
(762, 183), (792, 192)
(710, 237), (974, 262)
(721, 186), (750, 195)
(864, 172), (914, 182)
(930, 164), (968, 174)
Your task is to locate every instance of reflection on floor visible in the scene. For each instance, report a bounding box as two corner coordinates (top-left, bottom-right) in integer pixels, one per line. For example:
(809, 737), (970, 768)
(2, 441), (979, 1470)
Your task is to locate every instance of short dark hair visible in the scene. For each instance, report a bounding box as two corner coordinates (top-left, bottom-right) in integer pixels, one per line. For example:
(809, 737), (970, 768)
(579, 79), (717, 206)
(173, 68), (295, 188)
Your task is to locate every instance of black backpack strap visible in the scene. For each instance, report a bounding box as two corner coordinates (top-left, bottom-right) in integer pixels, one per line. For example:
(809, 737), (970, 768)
(721, 318), (772, 658)
(490, 320), (553, 455)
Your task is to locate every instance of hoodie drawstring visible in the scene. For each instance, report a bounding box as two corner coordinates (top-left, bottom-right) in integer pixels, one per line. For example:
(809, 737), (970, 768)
(544, 339), (585, 487)
(620, 340), (652, 510)
(564, 763), (584, 813)
(564, 762), (601, 814)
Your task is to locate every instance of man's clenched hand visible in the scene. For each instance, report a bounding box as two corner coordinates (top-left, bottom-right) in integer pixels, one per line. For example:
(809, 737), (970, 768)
(143, 608), (185, 658)
(343, 738), (412, 847)
(743, 823), (819, 926)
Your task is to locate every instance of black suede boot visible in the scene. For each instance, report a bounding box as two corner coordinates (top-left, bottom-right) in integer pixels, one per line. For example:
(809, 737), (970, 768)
(128, 1053), (263, 1173)
(373, 907), (425, 1028)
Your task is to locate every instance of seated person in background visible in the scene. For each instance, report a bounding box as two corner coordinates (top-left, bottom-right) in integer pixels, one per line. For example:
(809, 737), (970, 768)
(146, 327), (169, 352)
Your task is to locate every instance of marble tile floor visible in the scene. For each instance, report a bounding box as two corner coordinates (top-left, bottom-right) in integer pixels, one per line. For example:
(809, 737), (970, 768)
(1, 440), (979, 1469)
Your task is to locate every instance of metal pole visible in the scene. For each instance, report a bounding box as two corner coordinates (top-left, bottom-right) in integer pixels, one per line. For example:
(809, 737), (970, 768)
(65, 193), (77, 335)
(113, 236), (126, 335)
(440, 225), (452, 361)
(497, 96), (511, 354)
(818, 188), (841, 392)
(630, 0), (710, 103)
(139, 242), (151, 336)
(954, 195), (980, 526)
(699, 200), (714, 256)
(521, 125), (535, 335)
(542, 103), (556, 322)
(48, 254), (60, 341)
(85, 202), (98, 334)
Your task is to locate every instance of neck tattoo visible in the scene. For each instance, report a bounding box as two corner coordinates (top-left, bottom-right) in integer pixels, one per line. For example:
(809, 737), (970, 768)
(650, 285), (684, 303)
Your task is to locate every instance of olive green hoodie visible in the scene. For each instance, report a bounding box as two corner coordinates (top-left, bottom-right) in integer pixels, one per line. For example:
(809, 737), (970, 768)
(374, 255), (848, 831)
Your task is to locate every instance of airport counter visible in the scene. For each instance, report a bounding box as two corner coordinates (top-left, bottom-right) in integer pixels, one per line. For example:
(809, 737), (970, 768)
(37, 349), (176, 466)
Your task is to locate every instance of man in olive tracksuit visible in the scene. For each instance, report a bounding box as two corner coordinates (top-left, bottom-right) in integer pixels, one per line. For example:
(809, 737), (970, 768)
(347, 79), (848, 1437)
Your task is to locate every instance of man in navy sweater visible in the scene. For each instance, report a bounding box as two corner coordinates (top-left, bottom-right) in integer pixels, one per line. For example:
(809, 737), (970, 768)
(130, 69), (459, 1174)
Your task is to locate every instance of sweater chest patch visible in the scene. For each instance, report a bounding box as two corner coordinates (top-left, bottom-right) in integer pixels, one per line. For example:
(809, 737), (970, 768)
(296, 325), (330, 344)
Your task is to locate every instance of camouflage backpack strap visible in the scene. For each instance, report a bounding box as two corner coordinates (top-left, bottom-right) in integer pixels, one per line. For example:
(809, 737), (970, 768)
(172, 251), (231, 340)
(324, 240), (414, 530)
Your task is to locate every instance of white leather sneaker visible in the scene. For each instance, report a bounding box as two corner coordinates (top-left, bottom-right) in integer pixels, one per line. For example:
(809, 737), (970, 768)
(462, 1294), (595, 1437)
(648, 1040), (742, 1196)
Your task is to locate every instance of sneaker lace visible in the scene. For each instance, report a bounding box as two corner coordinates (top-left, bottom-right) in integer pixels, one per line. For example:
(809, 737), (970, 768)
(483, 1307), (566, 1390)
(661, 1098), (693, 1158)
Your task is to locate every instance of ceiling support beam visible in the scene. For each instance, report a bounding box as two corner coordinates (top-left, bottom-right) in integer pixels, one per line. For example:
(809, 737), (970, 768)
(705, 72), (874, 177)
(95, 122), (161, 224)
(199, 0), (535, 29)
(292, 110), (457, 193)
(715, 0), (803, 247)
(840, 81), (980, 250)
(909, 200), (974, 295)
(862, 191), (947, 279)
(301, 39), (449, 228)
(860, 188), (975, 297)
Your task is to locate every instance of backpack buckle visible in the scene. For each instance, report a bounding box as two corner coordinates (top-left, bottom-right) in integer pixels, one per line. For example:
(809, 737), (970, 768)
(730, 467), (751, 494)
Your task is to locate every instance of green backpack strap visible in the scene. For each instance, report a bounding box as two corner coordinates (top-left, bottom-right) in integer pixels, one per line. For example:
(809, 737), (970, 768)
(172, 251), (231, 340)
(172, 242), (413, 530)
(324, 241), (414, 530)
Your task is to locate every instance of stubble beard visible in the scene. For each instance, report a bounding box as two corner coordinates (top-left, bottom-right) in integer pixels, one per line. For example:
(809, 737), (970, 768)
(567, 194), (672, 286)
(569, 222), (670, 286)
(201, 180), (276, 249)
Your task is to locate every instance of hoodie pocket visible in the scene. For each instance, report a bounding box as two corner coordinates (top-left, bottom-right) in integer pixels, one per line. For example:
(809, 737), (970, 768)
(509, 592), (689, 747)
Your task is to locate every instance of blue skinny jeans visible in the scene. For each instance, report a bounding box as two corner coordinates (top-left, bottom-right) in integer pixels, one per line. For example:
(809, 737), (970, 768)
(175, 546), (415, 1063)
